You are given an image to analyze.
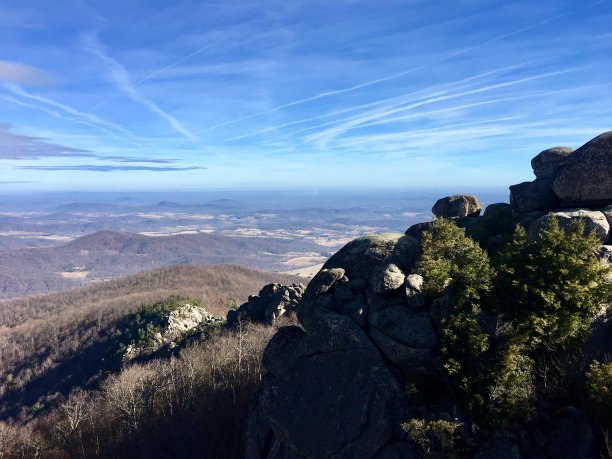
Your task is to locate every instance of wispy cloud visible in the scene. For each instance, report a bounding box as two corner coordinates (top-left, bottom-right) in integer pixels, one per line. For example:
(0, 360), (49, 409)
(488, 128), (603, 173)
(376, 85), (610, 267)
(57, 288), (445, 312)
(3, 84), (145, 146)
(19, 164), (205, 172)
(83, 34), (195, 138)
(0, 123), (91, 159)
(0, 61), (54, 87)
(302, 68), (578, 148)
(197, 2), (599, 135)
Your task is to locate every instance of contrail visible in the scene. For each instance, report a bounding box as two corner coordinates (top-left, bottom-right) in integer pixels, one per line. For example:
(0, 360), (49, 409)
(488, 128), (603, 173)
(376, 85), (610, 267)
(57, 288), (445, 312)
(303, 68), (579, 147)
(2, 94), (139, 145)
(87, 35), (227, 112)
(83, 35), (195, 138)
(197, 1), (602, 135)
(4, 83), (144, 143)
(222, 63), (529, 142)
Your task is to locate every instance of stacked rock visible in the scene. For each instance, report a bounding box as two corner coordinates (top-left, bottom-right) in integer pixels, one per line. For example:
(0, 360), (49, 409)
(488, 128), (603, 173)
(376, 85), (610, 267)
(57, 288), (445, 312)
(510, 131), (612, 244)
(226, 282), (305, 326)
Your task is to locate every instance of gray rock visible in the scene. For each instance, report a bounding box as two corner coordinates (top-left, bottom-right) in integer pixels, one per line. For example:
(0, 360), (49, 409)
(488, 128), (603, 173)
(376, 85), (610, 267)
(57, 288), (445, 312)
(372, 264), (406, 294)
(404, 275), (426, 310)
(322, 233), (419, 281)
(455, 215), (480, 238)
(602, 204), (612, 237)
(257, 316), (407, 459)
(405, 221), (434, 239)
(227, 283), (305, 326)
(405, 274), (423, 291)
(528, 209), (610, 243)
(432, 195), (482, 218)
(298, 268), (346, 329)
(531, 146), (573, 178)
(369, 327), (436, 373)
(370, 305), (438, 349)
(509, 178), (559, 215)
(553, 131), (612, 206)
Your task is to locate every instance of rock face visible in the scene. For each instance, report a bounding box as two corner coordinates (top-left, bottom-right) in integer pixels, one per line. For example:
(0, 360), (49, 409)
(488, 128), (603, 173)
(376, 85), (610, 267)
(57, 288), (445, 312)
(248, 232), (431, 458)
(248, 317), (409, 459)
(552, 131), (612, 206)
(226, 283), (305, 326)
(432, 195), (482, 218)
(531, 146), (573, 178)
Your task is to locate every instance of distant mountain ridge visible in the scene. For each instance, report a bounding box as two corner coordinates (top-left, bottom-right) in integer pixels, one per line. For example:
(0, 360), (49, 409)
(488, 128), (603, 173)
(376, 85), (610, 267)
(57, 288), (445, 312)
(0, 230), (322, 299)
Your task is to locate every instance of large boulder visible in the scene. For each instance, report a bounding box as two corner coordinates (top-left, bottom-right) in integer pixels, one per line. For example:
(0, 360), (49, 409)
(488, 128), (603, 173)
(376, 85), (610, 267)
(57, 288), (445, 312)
(552, 131), (612, 207)
(432, 195), (482, 218)
(527, 209), (610, 243)
(531, 146), (573, 178)
(509, 178), (559, 215)
(249, 316), (410, 459)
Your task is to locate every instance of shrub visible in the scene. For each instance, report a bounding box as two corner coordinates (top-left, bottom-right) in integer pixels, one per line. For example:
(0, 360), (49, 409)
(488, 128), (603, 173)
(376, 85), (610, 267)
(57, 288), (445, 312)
(586, 360), (612, 422)
(488, 343), (535, 420)
(494, 218), (612, 349)
(401, 418), (462, 457)
(417, 219), (495, 407)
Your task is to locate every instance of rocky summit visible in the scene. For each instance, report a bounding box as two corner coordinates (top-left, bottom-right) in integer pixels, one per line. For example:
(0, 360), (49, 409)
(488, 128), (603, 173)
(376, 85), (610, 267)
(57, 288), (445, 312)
(245, 131), (612, 459)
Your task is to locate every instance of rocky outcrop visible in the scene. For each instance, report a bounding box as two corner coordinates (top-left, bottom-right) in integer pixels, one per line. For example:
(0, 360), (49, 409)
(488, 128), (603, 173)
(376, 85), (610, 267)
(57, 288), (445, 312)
(125, 303), (221, 359)
(248, 232), (433, 458)
(227, 283), (305, 326)
(432, 195), (482, 218)
(246, 131), (612, 459)
(552, 131), (612, 207)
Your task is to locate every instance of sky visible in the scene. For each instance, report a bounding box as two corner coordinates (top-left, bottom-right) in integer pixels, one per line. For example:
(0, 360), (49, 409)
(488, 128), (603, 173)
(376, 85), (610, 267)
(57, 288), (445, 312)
(0, 0), (611, 192)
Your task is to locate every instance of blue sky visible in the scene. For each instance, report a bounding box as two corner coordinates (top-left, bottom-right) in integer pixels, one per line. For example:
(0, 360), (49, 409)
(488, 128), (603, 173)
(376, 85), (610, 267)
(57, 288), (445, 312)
(0, 0), (611, 191)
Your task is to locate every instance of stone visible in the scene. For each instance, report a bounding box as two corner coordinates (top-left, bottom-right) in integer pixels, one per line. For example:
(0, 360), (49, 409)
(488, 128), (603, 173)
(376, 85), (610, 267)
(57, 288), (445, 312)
(372, 263), (406, 294)
(322, 233), (419, 281)
(509, 178), (559, 215)
(256, 316), (407, 459)
(602, 204), (612, 237)
(473, 203), (514, 242)
(531, 146), (573, 178)
(405, 221), (434, 239)
(227, 283), (305, 326)
(405, 274), (423, 291)
(552, 131), (612, 206)
(298, 268), (346, 329)
(404, 274), (426, 310)
(528, 209), (610, 243)
(369, 327), (436, 373)
(369, 305), (438, 349)
(432, 195), (482, 218)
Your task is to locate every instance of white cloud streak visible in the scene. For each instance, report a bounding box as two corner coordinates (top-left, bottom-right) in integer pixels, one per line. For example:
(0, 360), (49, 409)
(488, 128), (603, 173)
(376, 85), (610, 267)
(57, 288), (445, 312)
(197, 1), (600, 135)
(83, 34), (195, 139)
